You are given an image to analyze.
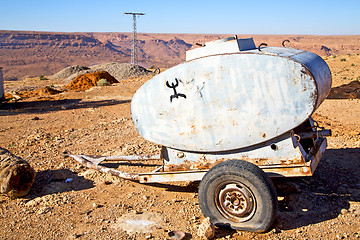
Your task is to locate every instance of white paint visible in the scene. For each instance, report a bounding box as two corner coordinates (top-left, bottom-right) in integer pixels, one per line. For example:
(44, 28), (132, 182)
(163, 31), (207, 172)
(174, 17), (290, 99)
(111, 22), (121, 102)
(131, 39), (332, 152)
(186, 37), (256, 61)
(165, 132), (302, 167)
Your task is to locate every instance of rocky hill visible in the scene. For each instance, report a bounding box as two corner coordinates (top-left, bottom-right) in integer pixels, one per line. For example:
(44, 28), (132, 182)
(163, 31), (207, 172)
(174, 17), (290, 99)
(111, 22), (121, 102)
(0, 31), (128, 81)
(0, 30), (359, 81)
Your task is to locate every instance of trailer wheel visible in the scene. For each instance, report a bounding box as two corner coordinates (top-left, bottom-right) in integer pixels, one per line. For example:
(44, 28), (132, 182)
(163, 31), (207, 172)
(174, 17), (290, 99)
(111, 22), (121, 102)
(198, 160), (277, 232)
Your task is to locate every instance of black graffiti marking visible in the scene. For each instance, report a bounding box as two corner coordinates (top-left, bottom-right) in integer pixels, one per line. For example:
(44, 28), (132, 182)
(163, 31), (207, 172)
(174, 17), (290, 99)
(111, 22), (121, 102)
(166, 78), (186, 102)
(196, 82), (205, 98)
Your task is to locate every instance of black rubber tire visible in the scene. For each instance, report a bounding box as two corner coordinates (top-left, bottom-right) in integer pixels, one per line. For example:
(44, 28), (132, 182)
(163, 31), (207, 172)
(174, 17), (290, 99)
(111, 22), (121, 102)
(198, 160), (278, 232)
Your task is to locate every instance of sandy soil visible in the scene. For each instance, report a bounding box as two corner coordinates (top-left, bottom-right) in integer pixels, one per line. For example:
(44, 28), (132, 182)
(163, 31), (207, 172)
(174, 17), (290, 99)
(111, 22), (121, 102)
(0, 55), (359, 239)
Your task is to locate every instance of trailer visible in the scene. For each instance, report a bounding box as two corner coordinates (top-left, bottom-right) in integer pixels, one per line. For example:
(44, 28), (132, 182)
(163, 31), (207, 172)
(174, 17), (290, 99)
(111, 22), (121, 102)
(64, 36), (332, 232)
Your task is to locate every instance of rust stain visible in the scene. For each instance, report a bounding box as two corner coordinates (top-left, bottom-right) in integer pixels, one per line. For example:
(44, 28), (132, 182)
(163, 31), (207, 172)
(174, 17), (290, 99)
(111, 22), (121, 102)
(264, 166), (312, 177)
(279, 156), (304, 165)
(300, 67), (312, 76)
(164, 159), (225, 172)
(232, 120), (238, 127)
(164, 155), (305, 172)
(190, 125), (196, 135)
(140, 173), (184, 183)
(139, 170), (208, 183)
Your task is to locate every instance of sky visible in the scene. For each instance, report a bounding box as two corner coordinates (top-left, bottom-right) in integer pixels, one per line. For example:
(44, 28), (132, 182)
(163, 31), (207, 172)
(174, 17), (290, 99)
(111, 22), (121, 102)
(0, 0), (359, 35)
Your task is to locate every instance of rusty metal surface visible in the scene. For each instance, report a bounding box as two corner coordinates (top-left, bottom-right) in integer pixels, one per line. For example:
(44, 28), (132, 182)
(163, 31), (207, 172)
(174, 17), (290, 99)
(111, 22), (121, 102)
(138, 165), (314, 183)
(64, 37), (332, 183)
(63, 152), (140, 181)
(63, 151), (160, 165)
(262, 165), (313, 177)
(290, 50), (332, 110)
(139, 170), (208, 183)
(138, 162), (317, 183)
(296, 129), (331, 139)
(309, 137), (327, 174)
(131, 39), (331, 152)
(159, 130), (328, 179)
(259, 46), (332, 110)
(64, 137), (327, 182)
(163, 132), (305, 172)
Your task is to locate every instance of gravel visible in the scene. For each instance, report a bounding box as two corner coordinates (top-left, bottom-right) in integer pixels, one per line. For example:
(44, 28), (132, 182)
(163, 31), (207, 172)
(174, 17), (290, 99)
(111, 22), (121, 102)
(50, 62), (151, 83)
(89, 62), (151, 81)
(49, 65), (90, 80)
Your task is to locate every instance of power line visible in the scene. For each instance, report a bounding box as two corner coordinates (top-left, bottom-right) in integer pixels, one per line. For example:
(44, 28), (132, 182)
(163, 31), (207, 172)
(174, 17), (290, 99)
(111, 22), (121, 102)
(124, 12), (145, 65)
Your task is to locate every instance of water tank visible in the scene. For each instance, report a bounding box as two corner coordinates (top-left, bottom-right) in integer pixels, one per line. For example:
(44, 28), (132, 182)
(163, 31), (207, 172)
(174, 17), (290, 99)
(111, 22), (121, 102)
(131, 38), (332, 152)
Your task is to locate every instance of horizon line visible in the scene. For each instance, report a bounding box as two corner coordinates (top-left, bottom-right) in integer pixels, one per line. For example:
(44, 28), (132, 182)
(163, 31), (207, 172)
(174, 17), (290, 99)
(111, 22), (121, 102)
(0, 29), (359, 36)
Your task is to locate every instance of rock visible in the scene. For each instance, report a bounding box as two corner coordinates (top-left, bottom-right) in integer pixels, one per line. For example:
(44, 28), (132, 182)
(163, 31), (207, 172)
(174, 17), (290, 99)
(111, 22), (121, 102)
(111, 212), (164, 234)
(25, 199), (39, 207)
(67, 232), (82, 239)
(51, 170), (70, 181)
(92, 203), (102, 208)
(37, 206), (52, 214)
(340, 208), (348, 215)
(168, 230), (186, 240)
(197, 217), (215, 239)
(353, 209), (360, 217)
(103, 180), (112, 185)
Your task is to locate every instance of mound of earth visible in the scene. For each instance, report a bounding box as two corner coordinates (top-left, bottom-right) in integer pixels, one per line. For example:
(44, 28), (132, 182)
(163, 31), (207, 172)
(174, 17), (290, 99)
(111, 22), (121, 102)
(49, 65), (90, 80)
(63, 63), (151, 83)
(65, 71), (118, 91)
(90, 62), (151, 81)
(10, 86), (63, 99)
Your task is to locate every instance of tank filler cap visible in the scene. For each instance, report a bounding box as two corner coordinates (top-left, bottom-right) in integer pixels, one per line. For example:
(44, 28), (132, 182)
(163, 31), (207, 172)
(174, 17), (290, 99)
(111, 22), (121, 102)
(186, 36), (256, 61)
(206, 35), (237, 46)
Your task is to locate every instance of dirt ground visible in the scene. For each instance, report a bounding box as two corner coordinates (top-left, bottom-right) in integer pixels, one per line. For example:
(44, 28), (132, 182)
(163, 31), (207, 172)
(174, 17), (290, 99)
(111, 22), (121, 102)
(0, 55), (360, 239)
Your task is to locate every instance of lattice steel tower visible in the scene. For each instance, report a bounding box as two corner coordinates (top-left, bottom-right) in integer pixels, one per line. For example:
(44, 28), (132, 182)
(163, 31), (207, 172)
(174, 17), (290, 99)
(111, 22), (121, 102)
(124, 12), (145, 65)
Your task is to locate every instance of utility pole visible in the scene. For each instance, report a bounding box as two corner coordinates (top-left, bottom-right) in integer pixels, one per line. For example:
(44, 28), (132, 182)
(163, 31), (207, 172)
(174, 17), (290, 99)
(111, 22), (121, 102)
(124, 12), (145, 65)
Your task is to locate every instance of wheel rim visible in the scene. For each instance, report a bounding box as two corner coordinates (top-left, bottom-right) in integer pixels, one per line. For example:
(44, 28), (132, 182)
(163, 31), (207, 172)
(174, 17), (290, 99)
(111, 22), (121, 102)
(215, 182), (256, 222)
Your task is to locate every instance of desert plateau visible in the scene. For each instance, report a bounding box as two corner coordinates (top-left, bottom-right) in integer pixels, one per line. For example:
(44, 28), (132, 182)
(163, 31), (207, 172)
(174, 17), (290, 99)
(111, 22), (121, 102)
(0, 31), (360, 239)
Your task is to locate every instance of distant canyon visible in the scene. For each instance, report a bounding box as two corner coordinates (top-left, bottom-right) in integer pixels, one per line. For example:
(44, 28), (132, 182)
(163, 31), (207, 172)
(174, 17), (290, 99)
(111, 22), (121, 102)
(0, 30), (359, 81)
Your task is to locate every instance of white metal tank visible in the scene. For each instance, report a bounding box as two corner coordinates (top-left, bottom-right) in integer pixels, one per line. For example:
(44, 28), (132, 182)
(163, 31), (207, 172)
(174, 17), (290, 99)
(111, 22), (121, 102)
(131, 37), (332, 152)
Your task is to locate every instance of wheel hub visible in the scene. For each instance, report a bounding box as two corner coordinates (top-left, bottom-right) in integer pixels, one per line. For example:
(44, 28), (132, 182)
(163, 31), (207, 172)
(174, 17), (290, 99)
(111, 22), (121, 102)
(217, 183), (256, 222)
